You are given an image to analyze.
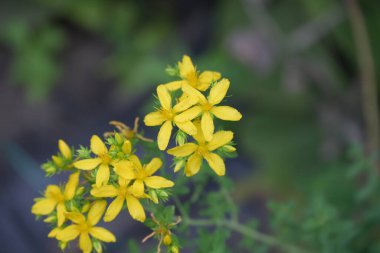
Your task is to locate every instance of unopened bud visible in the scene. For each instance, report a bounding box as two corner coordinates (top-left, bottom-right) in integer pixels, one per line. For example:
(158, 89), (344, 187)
(163, 234), (172, 246)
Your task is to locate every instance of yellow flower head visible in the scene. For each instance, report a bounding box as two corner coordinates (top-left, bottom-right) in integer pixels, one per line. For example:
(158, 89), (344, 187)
(113, 155), (174, 196)
(31, 172), (80, 226)
(144, 85), (198, 150)
(167, 125), (234, 177)
(175, 78), (242, 141)
(57, 200), (116, 253)
(165, 55), (221, 92)
(91, 177), (147, 222)
(74, 135), (113, 187)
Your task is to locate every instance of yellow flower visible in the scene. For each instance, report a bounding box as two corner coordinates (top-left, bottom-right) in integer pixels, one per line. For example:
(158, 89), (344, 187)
(175, 78), (242, 141)
(144, 85), (198, 150)
(167, 127), (234, 176)
(57, 200), (116, 253)
(113, 155), (174, 196)
(165, 55), (221, 92)
(32, 172), (80, 226)
(91, 177), (147, 222)
(74, 135), (113, 187)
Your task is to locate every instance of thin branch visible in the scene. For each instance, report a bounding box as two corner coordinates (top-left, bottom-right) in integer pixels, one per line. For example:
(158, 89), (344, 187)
(346, 0), (380, 172)
(185, 218), (313, 253)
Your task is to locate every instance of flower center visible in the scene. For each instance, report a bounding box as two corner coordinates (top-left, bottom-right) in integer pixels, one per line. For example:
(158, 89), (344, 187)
(78, 223), (90, 232)
(100, 154), (111, 164)
(118, 187), (127, 197)
(202, 103), (213, 111)
(197, 145), (209, 156)
(162, 109), (175, 120)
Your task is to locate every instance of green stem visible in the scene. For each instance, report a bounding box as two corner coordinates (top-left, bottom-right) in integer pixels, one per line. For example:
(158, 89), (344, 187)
(184, 218), (313, 253)
(346, 0), (380, 173)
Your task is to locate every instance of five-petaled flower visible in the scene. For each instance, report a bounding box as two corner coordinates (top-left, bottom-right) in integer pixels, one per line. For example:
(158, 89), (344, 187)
(74, 135), (114, 187)
(144, 85), (198, 150)
(167, 126), (234, 176)
(32, 172), (80, 226)
(91, 177), (147, 222)
(176, 78), (242, 141)
(114, 155), (174, 196)
(165, 55), (221, 92)
(57, 200), (116, 253)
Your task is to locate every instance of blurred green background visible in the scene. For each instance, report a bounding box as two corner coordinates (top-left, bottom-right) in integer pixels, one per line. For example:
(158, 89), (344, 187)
(1, 0), (380, 252)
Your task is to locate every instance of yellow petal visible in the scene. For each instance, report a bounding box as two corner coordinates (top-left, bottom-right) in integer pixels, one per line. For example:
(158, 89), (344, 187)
(90, 227), (116, 242)
(65, 212), (86, 224)
(96, 164), (110, 187)
(57, 203), (66, 227)
(132, 180), (145, 197)
(31, 198), (57, 215)
(203, 152), (225, 176)
(58, 139), (72, 159)
(88, 200), (107, 226)
(192, 122), (206, 144)
(122, 140), (132, 154)
(207, 131), (234, 151)
(64, 172), (80, 200)
(157, 121), (173, 150)
(118, 177), (129, 187)
(144, 111), (166, 126)
(145, 157), (163, 175)
(74, 158), (102, 170)
(104, 196), (124, 222)
(211, 106), (242, 121)
(182, 84), (207, 103)
(144, 176), (174, 188)
(126, 195), (146, 222)
(129, 155), (143, 170)
(45, 185), (62, 198)
(164, 80), (184, 91)
(185, 153), (203, 177)
(91, 185), (118, 198)
(179, 55), (195, 78)
(167, 143), (198, 157)
(201, 111), (214, 142)
(198, 71), (221, 91)
(174, 106), (202, 122)
(176, 121), (197, 136)
(113, 160), (135, 179)
(172, 95), (199, 113)
(79, 232), (92, 253)
(157, 85), (172, 110)
(48, 227), (61, 238)
(208, 78), (230, 105)
(91, 135), (107, 156)
(56, 225), (80, 242)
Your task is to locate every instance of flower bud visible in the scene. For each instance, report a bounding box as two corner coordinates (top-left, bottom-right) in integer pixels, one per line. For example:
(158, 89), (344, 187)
(163, 234), (172, 246)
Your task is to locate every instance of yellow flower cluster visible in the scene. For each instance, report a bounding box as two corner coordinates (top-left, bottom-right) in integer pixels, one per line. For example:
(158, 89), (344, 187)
(32, 134), (174, 253)
(144, 55), (242, 176)
(32, 55), (242, 253)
